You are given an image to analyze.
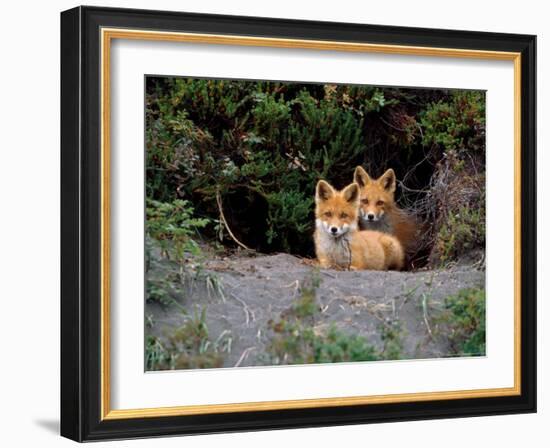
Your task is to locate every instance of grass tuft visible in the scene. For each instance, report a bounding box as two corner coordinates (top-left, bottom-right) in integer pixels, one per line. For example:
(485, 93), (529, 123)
(145, 307), (232, 370)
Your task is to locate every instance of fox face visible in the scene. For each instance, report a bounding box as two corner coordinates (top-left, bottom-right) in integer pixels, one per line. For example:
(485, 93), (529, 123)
(315, 180), (359, 238)
(353, 166), (396, 223)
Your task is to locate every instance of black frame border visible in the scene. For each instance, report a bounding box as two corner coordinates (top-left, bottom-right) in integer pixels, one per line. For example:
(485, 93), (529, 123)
(61, 6), (536, 442)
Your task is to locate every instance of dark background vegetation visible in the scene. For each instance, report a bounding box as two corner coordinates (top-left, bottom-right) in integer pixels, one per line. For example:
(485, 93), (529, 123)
(145, 77), (486, 267)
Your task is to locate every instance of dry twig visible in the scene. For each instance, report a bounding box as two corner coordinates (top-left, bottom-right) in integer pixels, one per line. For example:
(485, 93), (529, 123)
(216, 189), (252, 251)
(234, 347), (256, 367)
(229, 293), (256, 326)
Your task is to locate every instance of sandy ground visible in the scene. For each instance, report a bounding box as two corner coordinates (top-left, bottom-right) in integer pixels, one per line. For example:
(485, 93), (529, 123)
(146, 248), (484, 369)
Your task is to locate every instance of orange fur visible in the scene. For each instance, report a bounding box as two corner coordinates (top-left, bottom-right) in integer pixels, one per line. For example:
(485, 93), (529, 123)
(354, 166), (418, 255)
(314, 180), (404, 271)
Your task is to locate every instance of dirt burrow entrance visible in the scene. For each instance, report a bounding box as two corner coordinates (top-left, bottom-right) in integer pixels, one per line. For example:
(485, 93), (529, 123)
(146, 252), (484, 369)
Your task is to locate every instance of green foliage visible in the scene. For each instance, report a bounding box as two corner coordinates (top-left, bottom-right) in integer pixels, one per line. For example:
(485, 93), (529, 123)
(267, 319), (380, 365)
(146, 280), (174, 306)
(429, 151), (486, 266)
(146, 79), (405, 255)
(145, 202), (225, 308)
(265, 190), (313, 250)
(146, 198), (209, 262)
(436, 202), (486, 263)
(251, 92), (291, 143)
(421, 91), (485, 152)
(380, 319), (404, 360)
(146, 78), (486, 262)
(145, 335), (169, 370)
(146, 307), (232, 371)
(443, 288), (486, 356)
(419, 91), (486, 265)
(314, 327), (380, 363)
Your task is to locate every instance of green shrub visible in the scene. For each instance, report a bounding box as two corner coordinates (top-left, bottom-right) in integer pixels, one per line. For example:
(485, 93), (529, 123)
(146, 198), (209, 262)
(443, 288), (486, 356)
(417, 91), (487, 265)
(436, 202), (486, 263)
(380, 319), (404, 360)
(314, 327), (380, 363)
(267, 319), (380, 365)
(146, 78), (486, 263)
(420, 91), (485, 153)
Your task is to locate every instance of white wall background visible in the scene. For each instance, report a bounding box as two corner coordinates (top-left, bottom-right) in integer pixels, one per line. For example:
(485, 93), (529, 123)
(0, 0), (545, 446)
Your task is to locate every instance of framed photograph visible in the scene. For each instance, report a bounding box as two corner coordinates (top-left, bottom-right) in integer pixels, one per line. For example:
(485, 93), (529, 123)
(60, 6), (536, 442)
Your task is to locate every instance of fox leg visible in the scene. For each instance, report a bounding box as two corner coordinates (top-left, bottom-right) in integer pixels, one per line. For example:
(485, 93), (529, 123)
(380, 235), (405, 270)
(317, 254), (332, 269)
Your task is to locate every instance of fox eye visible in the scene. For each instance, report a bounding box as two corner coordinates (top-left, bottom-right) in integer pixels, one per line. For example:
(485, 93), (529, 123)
(340, 212), (348, 219)
(376, 200), (384, 206)
(361, 199), (369, 205)
(324, 211), (332, 218)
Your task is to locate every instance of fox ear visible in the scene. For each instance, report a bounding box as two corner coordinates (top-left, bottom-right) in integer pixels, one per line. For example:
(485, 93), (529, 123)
(343, 183), (359, 204)
(316, 180), (335, 202)
(354, 166), (372, 187)
(379, 169), (396, 193)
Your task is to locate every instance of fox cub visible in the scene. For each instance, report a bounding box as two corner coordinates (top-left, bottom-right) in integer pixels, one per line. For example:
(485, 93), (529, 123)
(314, 180), (404, 271)
(354, 166), (418, 256)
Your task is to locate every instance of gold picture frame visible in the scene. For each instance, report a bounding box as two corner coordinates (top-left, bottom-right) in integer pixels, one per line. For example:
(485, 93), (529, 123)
(61, 6), (536, 441)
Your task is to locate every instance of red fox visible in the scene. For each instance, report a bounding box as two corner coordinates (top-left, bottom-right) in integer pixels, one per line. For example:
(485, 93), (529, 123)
(353, 166), (418, 256)
(314, 180), (404, 271)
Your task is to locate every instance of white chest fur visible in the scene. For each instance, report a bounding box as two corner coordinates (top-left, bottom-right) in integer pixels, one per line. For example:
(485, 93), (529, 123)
(315, 223), (352, 268)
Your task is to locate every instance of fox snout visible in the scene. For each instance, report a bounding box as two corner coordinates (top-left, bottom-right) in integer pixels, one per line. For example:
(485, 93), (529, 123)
(328, 224), (346, 236)
(318, 219), (350, 237)
(360, 208), (382, 222)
